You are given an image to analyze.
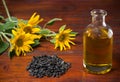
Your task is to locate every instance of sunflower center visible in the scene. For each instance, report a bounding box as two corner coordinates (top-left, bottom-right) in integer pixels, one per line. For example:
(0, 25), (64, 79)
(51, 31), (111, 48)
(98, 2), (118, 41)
(59, 34), (66, 42)
(16, 39), (23, 47)
(24, 26), (32, 33)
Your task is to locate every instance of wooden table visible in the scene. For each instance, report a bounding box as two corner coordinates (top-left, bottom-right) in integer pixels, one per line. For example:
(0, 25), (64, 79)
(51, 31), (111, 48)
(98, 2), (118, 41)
(0, 0), (120, 82)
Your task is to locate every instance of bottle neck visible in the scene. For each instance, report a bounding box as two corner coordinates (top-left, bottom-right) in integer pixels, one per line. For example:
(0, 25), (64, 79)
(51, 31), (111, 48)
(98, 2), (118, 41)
(92, 15), (106, 26)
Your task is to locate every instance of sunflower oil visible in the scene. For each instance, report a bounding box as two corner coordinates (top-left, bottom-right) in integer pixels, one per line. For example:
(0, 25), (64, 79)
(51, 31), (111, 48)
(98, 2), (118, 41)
(83, 9), (113, 74)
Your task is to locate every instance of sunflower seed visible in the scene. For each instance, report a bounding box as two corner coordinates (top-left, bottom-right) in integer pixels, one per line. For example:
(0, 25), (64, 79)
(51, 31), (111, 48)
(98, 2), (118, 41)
(26, 55), (71, 78)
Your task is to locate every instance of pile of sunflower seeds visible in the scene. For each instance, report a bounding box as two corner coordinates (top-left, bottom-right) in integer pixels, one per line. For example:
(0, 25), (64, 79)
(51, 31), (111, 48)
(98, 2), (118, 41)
(26, 55), (71, 78)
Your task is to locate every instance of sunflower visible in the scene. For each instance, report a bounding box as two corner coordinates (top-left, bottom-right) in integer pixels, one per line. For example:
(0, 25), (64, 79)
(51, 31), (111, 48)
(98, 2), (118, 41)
(54, 25), (76, 51)
(10, 29), (39, 56)
(18, 12), (43, 34)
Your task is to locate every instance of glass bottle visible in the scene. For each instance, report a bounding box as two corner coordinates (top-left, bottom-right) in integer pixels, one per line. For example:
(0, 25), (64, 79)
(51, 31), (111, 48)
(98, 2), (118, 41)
(83, 9), (113, 74)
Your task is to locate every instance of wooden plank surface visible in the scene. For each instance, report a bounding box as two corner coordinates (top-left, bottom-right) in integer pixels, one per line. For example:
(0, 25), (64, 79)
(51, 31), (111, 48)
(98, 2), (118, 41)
(0, 0), (120, 82)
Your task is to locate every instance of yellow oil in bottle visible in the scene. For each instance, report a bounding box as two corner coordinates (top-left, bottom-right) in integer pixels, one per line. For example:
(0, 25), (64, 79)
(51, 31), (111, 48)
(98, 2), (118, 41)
(83, 27), (113, 74)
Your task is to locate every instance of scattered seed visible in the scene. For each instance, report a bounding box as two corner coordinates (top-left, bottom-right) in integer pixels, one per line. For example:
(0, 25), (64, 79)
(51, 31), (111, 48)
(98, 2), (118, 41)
(26, 55), (71, 78)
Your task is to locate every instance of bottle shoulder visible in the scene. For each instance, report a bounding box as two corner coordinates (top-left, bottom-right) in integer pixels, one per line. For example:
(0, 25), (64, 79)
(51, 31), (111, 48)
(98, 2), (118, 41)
(84, 24), (113, 39)
(86, 23), (113, 32)
(87, 23), (112, 28)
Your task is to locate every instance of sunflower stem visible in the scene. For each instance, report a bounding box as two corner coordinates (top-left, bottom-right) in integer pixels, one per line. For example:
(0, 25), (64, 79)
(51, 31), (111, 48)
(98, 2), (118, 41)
(0, 34), (4, 41)
(2, 0), (12, 22)
(51, 31), (56, 34)
(43, 23), (47, 28)
(4, 33), (13, 37)
(0, 32), (10, 42)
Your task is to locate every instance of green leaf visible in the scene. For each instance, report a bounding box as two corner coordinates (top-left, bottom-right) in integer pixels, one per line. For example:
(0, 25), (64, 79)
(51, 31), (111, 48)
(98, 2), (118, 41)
(17, 19), (28, 24)
(0, 40), (9, 55)
(3, 21), (16, 30)
(50, 39), (55, 44)
(70, 32), (78, 35)
(47, 18), (62, 25)
(45, 34), (56, 37)
(5, 16), (18, 23)
(31, 39), (40, 47)
(0, 24), (4, 31)
(0, 15), (4, 20)
(59, 25), (66, 32)
(39, 29), (51, 35)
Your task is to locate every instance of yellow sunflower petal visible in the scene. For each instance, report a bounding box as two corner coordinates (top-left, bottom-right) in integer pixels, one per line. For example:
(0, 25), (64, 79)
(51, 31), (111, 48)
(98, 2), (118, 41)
(69, 38), (75, 40)
(12, 30), (17, 36)
(65, 41), (71, 49)
(62, 44), (66, 50)
(63, 29), (72, 34)
(28, 13), (43, 26)
(59, 43), (63, 51)
(18, 21), (26, 27)
(21, 49), (26, 56)
(32, 28), (40, 33)
(55, 34), (60, 39)
(68, 40), (75, 45)
(32, 34), (41, 39)
(55, 40), (59, 49)
(69, 34), (76, 36)
(39, 18), (44, 23)
(16, 47), (21, 56)
(24, 40), (34, 45)
(28, 12), (36, 22)
(23, 45), (33, 52)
